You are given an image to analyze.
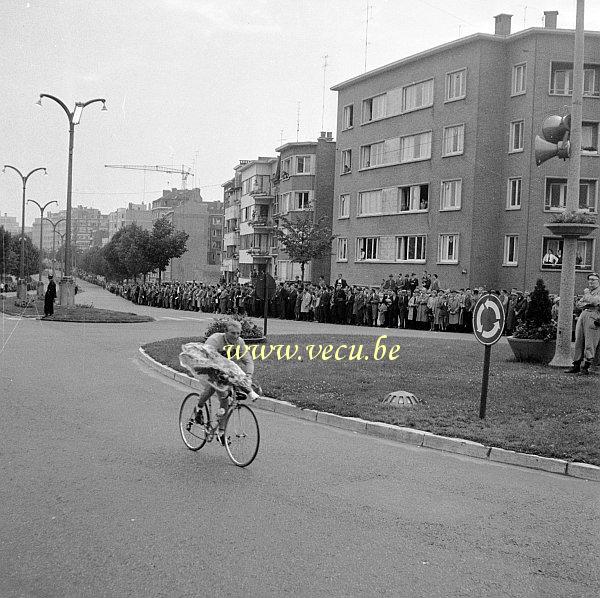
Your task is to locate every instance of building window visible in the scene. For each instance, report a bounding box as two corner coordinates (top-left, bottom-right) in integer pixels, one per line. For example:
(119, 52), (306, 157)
(337, 237), (348, 261)
(442, 124), (464, 156)
(440, 179), (462, 210)
(582, 122), (599, 153)
(541, 237), (594, 271)
(295, 156), (311, 174)
(399, 184), (429, 212)
(360, 138), (400, 168)
(512, 63), (526, 95)
(362, 93), (386, 123)
(438, 234), (459, 263)
(341, 149), (352, 174)
(280, 192), (291, 214)
(402, 79), (434, 112)
(339, 194), (349, 219)
(400, 131), (432, 163)
(445, 69), (466, 101)
(281, 158), (291, 178)
(356, 237), (379, 261)
(357, 189), (382, 216)
(396, 235), (426, 262)
(294, 191), (311, 210)
(507, 177), (522, 209)
(509, 120), (524, 153)
(503, 235), (518, 266)
(343, 104), (354, 129)
(550, 63), (598, 96)
(544, 178), (597, 212)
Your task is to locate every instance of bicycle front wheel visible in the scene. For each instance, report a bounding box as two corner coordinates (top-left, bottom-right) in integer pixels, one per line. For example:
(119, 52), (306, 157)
(179, 392), (209, 451)
(224, 404), (260, 467)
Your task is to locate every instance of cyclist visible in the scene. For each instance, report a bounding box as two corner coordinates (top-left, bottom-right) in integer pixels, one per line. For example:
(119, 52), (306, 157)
(194, 320), (254, 444)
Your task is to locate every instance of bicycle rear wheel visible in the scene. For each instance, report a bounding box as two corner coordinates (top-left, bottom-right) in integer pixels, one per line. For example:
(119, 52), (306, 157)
(224, 404), (260, 467)
(179, 392), (209, 451)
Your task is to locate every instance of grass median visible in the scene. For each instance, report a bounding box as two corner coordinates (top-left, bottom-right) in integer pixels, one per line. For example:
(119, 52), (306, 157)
(0, 295), (153, 323)
(143, 333), (599, 466)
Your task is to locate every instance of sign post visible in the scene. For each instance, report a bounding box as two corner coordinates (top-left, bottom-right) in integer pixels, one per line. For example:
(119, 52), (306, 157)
(255, 272), (276, 337)
(472, 293), (505, 419)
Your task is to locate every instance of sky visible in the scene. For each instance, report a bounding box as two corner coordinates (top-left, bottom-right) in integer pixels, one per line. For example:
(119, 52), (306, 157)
(0, 0), (597, 226)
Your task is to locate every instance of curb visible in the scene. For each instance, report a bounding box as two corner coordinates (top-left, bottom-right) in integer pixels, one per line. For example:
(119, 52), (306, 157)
(139, 347), (600, 483)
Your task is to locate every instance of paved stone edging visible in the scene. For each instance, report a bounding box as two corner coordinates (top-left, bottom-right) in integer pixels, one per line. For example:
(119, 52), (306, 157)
(139, 347), (600, 483)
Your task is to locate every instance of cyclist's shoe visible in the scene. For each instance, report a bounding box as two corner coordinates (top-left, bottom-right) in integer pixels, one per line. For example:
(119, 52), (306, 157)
(193, 407), (204, 425)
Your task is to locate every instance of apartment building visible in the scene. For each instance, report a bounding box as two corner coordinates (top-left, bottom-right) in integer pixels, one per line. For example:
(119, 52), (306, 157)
(152, 188), (223, 283)
(0, 214), (20, 234)
(221, 136), (336, 284)
(330, 11), (600, 293)
(32, 205), (108, 252)
(273, 133), (336, 282)
(107, 202), (153, 240)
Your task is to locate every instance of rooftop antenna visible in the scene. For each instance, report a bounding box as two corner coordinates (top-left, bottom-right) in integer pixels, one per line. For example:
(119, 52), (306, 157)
(296, 101), (301, 142)
(280, 129), (284, 146)
(193, 150), (199, 188)
(364, 1), (372, 72)
(321, 54), (329, 130)
(523, 5), (527, 29)
(458, 25), (462, 37)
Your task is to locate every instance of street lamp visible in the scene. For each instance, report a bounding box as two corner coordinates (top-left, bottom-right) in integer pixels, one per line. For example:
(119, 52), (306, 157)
(43, 217), (66, 277)
(28, 199), (58, 295)
(37, 93), (107, 305)
(2, 165), (47, 300)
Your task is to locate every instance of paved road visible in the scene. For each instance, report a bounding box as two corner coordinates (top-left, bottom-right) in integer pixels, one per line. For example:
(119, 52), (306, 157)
(1, 282), (598, 597)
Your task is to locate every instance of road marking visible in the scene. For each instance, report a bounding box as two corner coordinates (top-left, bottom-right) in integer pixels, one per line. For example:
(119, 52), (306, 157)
(160, 316), (209, 321)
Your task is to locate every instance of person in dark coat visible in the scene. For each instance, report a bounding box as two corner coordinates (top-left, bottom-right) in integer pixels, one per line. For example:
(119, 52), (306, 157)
(44, 275), (57, 317)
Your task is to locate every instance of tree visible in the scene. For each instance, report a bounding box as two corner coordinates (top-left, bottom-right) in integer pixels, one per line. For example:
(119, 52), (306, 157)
(274, 213), (335, 282)
(525, 278), (553, 327)
(103, 224), (152, 281)
(148, 217), (189, 283)
(0, 227), (39, 279)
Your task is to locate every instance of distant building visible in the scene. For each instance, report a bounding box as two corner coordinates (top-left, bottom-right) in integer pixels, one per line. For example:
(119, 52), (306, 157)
(107, 202), (153, 240)
(152, 188), (224, 283)
(330, 11), (600, 292)
(0, 213), (20, 234)
(221, 136), (336, 285)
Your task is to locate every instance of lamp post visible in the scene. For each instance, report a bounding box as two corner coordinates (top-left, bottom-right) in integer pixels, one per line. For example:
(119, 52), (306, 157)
(27, 199), (57, 296)
(2, 165), (47, 300)
(37, 93), (106, 306)
(43, 217), (66, 277)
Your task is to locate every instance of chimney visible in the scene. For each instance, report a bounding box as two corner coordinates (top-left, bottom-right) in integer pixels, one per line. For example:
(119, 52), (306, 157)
(494, 13), (512, 36)
(544, 11), (558, 29)
(326, 132), (333, 140)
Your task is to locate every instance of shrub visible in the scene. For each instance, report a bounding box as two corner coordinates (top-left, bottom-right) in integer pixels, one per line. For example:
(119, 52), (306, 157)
(513, 279), (557, 341)
(203, 313), (263, 340)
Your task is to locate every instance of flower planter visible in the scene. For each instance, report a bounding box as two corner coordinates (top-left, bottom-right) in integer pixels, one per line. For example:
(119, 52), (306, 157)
(545, 222), (598, 238)
(507, 336), (556, 364)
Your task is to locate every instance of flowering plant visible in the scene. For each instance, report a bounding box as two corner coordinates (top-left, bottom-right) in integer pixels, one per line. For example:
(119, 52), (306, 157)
(512, 278), (557, 342)
(549, 210), (597, 224)
(204, 313), (263, 340)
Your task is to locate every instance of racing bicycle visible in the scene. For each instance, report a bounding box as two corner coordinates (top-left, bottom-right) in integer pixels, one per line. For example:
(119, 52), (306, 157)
(179, 386), (260, 467)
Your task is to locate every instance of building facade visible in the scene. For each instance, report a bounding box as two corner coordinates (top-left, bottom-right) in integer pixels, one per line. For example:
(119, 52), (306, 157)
(273, 133), (336, 282)
(107, 202), (153, 240)
(152, 188), (223, 283)
(0, 214), (20, 234)
(330, 11), (600, 293)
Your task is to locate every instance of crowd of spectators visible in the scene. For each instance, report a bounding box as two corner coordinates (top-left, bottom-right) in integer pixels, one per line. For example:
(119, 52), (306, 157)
(97, 270), (547, 335)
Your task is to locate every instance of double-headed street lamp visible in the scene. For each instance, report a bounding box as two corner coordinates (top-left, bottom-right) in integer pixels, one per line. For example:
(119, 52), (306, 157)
(2, 165), (47, 300)
(43, 217), (66, 277)
(27, 199), (58, 294)
(37, 93), (107, 305)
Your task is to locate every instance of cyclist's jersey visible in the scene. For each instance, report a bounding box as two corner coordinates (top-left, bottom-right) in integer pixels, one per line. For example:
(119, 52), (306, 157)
(204, 332), (254, 375)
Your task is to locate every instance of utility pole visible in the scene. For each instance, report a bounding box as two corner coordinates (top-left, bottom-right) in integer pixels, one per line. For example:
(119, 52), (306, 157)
(321, 54), (329, 131)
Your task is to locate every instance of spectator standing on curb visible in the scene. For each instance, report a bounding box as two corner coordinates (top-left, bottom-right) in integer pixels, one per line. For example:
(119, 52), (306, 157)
(44, 275), (57, 317)
(566, 272), (600, 375)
